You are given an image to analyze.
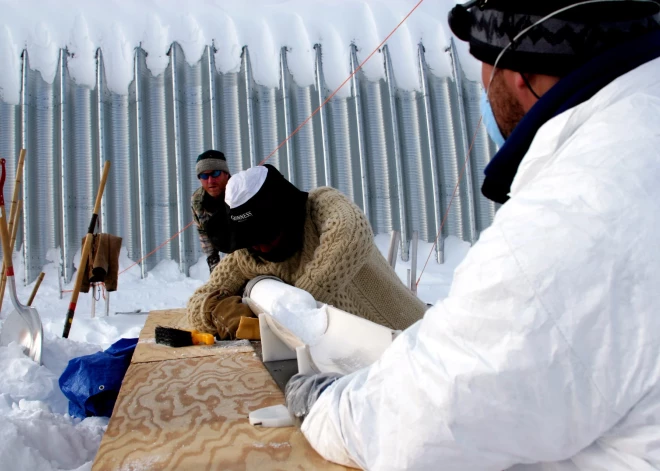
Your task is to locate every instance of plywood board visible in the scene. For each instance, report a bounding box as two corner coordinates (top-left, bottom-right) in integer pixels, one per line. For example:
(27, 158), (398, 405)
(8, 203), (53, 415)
(133, 309), (253, 364)
(93, 349), (351, 470)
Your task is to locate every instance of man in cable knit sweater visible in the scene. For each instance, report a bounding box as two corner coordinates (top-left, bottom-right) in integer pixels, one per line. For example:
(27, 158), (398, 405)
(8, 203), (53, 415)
(187, 164), (426, 335)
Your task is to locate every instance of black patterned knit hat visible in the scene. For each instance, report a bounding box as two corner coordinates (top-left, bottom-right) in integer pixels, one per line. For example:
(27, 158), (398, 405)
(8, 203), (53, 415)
(450, 0), (660, 76)
(224, 164), (308, 252)
(196, 150), (230, 177)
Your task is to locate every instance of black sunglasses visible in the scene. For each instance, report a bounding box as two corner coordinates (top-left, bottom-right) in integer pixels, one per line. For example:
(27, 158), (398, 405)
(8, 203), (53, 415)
(198, 169), (224, 180)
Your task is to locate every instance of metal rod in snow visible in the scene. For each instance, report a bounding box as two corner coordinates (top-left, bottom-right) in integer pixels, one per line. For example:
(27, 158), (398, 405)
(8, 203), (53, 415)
(207, 44), (220, 151)
(280, 47), (297, 184)
(105, 292), (110, 317)
(350, 44), (370, 221)
(91, 286), (96, 319)
(410, 231), (418, 294)
(417, 44), (445, 265)
(243, 47), (258, 168)
(170, 44), (187, 275)
(383, 45), (409, 261)
(96, 48), (108, 235)
(387, 231), (400, 269)
(134, 48), (148, 279)
(59, 49), (70, 283)
(58, 250), (64, 299)
(314, 44), (332, 187)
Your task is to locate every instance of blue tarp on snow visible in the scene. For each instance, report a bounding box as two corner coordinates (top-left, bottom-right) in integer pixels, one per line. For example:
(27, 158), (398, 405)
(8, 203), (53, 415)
(59, 337), (138, 419)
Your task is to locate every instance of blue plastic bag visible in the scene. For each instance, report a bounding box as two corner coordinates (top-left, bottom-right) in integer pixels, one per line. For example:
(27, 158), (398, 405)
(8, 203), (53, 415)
(59, 337), (138, 419)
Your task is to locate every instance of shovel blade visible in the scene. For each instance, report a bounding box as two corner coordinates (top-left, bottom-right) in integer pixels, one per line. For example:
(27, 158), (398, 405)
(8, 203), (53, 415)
(0, 309), (43, 364)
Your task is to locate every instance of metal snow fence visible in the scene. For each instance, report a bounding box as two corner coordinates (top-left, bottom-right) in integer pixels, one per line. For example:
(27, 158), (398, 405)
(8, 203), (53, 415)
(0, 39), (496, 284)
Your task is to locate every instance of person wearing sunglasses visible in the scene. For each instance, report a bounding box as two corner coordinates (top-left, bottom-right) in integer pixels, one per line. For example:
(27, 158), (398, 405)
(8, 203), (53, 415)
(191, 150), (232, 272)
(186, 164), (427, 340)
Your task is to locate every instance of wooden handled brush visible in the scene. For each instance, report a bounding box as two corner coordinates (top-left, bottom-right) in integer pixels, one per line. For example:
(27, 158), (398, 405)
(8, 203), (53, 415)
(155, 326), (215, 347)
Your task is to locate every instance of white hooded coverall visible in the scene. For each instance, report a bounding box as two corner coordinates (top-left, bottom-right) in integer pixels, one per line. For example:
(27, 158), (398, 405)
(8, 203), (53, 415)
(301, 57), (660, 470)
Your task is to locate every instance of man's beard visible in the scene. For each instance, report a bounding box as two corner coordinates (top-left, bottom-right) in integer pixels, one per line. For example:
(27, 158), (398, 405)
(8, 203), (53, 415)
(488, 72), (526, 139)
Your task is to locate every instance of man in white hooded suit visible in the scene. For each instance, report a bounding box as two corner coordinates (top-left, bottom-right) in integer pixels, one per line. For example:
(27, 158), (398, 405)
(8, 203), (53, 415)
(284, 0), (660, 469)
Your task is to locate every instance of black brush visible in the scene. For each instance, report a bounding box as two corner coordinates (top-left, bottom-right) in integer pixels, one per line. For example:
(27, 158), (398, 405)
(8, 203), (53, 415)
(155, 325), (215, 347)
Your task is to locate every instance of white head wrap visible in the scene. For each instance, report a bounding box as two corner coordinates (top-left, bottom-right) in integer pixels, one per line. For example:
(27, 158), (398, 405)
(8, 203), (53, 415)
(225, 165), (268, 209)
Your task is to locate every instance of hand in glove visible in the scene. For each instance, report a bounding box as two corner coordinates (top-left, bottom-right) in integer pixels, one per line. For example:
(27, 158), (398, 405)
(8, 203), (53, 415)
(211, 296), (255, 340)
(285, 372), (342, 422)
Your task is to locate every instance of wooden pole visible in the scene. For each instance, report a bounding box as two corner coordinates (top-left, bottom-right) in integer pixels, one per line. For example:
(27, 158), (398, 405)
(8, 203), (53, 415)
(6, 150), (25, 252)
(0, 150), (25, 313)
(63, 161), (111, 338)
(27, 272), (45, 306)
(0, 200), (22, 308)
(9, 199), (22, 253)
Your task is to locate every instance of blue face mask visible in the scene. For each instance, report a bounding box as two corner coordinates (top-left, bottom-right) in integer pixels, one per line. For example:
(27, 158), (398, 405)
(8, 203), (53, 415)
(480, 91), (506, 148)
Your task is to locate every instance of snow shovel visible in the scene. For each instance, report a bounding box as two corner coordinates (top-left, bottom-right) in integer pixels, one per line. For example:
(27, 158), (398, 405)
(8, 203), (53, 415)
(0, 158), (43, 364)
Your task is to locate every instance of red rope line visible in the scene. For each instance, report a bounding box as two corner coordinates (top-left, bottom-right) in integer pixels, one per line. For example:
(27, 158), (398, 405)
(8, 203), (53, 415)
(118, 221), (194, 275)
(416, 116), (484, 288)
(60, 1), (427, 294)
(258, 0), (426, 166)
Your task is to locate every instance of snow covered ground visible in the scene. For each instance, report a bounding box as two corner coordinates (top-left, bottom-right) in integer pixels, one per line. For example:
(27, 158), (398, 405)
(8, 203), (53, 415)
(0, 234), (469, 471)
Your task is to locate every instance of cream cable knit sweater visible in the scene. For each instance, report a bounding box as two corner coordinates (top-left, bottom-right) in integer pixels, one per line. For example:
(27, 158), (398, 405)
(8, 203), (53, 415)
(186, 187), (427, 333)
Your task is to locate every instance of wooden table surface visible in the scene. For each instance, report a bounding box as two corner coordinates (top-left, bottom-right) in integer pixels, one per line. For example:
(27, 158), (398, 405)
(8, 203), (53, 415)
(92, 309), (352, 471)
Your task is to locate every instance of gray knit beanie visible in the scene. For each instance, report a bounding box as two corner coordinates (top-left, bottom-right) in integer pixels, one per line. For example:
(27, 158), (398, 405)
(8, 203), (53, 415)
(449, 0), (660, 76)
(196, 150), (230, 177)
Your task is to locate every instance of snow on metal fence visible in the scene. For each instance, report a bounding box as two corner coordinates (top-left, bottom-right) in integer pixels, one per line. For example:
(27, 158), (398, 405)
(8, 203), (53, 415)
(0, 39), (497, 284)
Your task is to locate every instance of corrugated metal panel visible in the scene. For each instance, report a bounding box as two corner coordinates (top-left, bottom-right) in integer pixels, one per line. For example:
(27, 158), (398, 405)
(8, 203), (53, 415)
(97, 49), (139, 274)
(362, 76), (398, 237)
(0, 40), (497, 284)
(22, 50), (64, 280)
(427, 74), (465, 242)
(289, 77), (323, 192)
(417, 44), (445, 262)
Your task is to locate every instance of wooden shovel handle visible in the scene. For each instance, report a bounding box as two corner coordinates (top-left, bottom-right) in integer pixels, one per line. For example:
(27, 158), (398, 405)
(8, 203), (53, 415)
(63, 161), (111, 338)
(9, 200), (22, 254)
(70, 234), (93, 306)
(27, 272), (45, 306)
(7, 149), (26, 238)
(91, 161), (111, 227)
(0, 214), (11, 274)
(0, 157), (6, 206)
(0, 152), (24, 312)
(76, 160), (111, 296)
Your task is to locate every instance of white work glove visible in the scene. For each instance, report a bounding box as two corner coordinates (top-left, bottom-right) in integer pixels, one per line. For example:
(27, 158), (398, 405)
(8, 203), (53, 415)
(284, 372), (342, 422)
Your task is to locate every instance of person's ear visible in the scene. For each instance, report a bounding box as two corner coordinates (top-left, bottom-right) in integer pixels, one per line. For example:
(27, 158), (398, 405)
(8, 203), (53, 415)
(512, 72), (528, 93)
(511, 71), (540, 111)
